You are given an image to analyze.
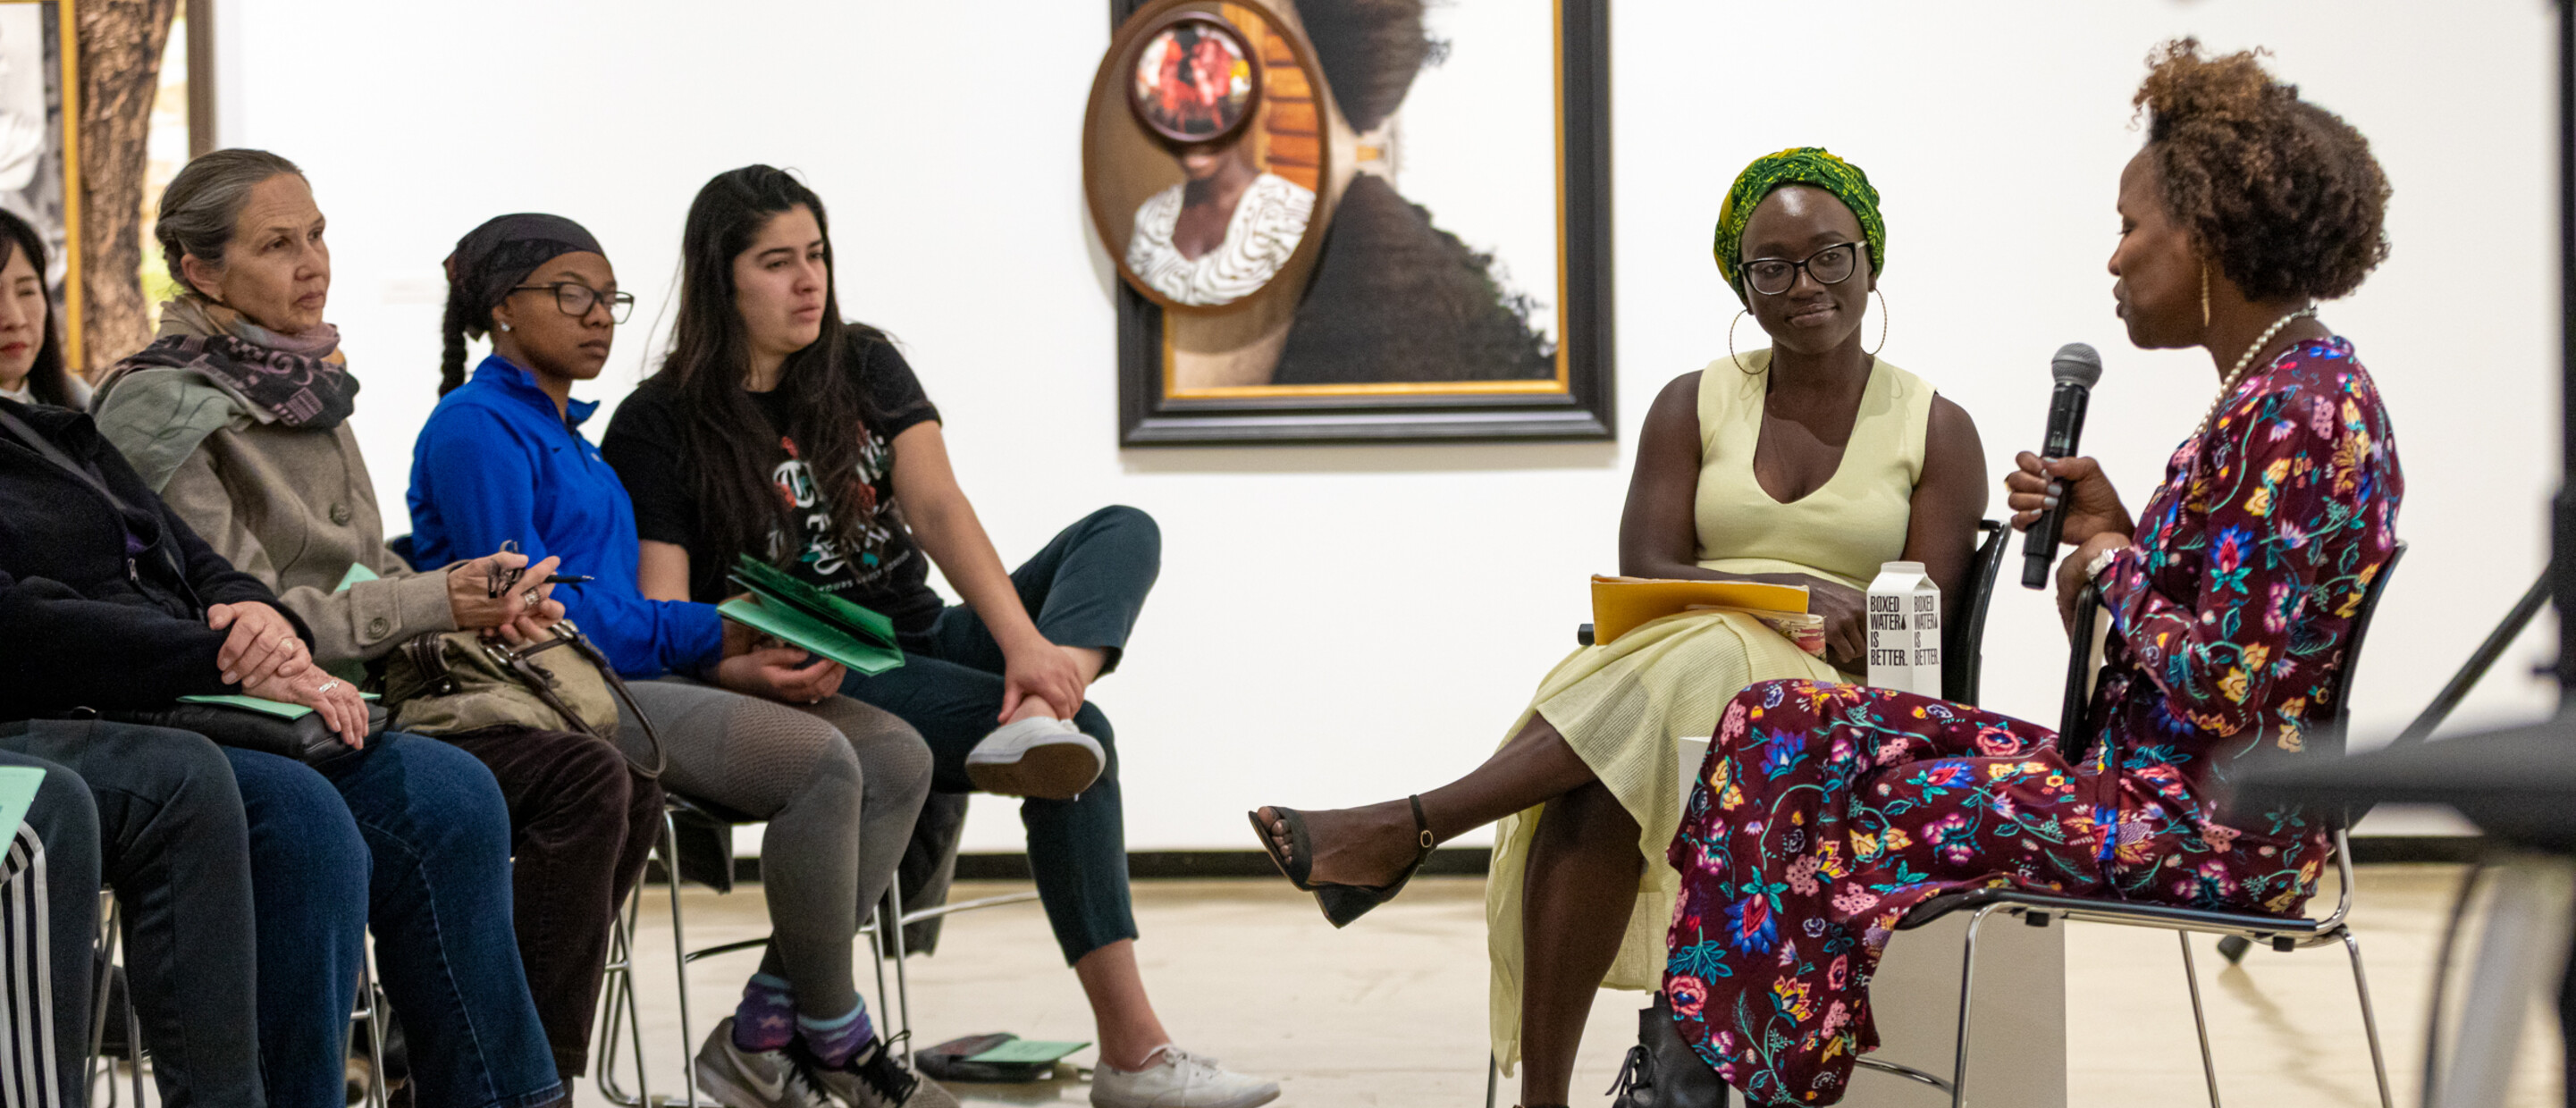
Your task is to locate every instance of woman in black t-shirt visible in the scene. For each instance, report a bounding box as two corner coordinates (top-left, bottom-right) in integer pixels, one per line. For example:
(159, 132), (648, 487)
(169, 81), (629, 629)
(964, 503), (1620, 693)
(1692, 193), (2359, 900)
(601, 165), (1275, 1108)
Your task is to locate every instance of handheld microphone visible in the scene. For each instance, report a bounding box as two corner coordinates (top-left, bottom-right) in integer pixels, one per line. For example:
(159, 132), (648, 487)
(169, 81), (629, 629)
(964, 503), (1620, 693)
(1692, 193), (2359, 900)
(2020, 342), (2102, 589)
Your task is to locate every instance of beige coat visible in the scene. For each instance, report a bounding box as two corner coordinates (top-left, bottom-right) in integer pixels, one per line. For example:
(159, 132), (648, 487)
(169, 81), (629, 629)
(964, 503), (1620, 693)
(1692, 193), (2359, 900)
(93, 330), (458, 680)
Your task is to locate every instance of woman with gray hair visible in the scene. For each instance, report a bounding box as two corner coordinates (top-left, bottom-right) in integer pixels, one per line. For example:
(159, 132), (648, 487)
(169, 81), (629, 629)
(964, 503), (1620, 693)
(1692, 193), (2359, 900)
(88, 147), (563, 1108)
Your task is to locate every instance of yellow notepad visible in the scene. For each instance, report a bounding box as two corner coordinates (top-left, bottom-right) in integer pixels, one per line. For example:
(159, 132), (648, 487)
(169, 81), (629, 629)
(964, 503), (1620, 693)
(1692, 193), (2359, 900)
(1588, 575), (1812, 646)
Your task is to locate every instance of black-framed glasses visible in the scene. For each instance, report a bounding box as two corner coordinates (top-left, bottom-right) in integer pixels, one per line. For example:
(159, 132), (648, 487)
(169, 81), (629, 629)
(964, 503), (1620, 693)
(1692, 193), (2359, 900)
(1741, 242), (1864, 297)
(511, 282), (635, 323)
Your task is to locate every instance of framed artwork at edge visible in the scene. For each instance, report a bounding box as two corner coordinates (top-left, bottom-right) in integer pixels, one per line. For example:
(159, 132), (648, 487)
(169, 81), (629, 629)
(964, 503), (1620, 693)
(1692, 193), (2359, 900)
(0, 0), (78, 370)
(1086, 0), (1612, 446)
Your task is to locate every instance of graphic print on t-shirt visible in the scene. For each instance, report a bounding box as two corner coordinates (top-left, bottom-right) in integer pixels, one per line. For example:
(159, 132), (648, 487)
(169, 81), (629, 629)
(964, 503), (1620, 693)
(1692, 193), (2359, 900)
(768, 431), (907, 594)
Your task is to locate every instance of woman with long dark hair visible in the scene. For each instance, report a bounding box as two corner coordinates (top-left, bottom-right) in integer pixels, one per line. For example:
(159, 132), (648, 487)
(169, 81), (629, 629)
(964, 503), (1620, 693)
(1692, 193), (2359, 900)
(599, 165), (1275, 1108)
(408, 212), (949, 1108)
(0, 209), (83, 407)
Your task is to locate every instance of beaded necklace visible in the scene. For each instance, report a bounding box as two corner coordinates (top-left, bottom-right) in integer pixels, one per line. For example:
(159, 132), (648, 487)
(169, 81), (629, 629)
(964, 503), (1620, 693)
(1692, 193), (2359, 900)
(2196, 307), (2317, 439)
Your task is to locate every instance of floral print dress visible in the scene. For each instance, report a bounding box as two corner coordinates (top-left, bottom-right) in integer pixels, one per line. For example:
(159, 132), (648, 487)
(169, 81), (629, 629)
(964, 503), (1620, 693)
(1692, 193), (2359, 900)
(1662, 339), (2402, 1105)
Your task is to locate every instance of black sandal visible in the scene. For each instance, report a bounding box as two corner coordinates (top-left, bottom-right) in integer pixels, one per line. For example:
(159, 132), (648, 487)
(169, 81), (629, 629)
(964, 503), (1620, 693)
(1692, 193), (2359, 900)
(1246, 795), (1435, 928)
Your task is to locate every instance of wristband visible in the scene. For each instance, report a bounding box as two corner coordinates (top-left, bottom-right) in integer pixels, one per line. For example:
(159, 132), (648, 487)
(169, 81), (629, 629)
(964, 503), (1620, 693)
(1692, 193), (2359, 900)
(2083, 545), (2121, 583)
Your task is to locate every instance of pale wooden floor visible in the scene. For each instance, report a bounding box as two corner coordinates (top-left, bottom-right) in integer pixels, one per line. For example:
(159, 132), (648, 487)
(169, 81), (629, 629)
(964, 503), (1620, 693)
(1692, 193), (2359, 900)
(570, 865), (2562, 1108)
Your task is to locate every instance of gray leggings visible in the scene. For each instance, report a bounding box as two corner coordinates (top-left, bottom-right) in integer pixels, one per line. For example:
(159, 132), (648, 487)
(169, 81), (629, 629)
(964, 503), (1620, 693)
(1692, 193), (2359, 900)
(615, 678), (932, 1019)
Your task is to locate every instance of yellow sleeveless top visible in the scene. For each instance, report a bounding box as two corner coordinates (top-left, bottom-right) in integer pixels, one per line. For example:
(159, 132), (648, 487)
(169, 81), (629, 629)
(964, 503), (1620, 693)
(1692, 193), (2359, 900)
(1692, 349), (1934, 591)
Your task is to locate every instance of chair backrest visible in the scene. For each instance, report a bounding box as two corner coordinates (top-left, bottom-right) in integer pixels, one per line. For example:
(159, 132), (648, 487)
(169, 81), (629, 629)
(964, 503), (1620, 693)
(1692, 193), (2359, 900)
(2304, 541), (2405, 760)
(1942, 519), (2011, 705)
(2056, 540), (2405, 762)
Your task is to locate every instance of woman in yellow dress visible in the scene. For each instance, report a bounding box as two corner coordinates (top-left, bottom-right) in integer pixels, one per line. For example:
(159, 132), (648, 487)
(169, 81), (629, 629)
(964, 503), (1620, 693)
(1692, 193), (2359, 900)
(1250, 147), (1988, 1108)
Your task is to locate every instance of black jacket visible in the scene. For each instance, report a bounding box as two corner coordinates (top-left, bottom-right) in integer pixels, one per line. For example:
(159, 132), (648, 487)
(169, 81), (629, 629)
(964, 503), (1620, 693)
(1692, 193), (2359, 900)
(0, 397), (307, 720)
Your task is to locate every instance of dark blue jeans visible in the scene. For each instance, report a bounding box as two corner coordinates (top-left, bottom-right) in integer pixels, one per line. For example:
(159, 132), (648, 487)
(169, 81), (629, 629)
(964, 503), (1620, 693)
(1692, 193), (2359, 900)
(0, 719), (262, 1108)
(838, 506), (1158, 964)
(229, 731), (560, 1108)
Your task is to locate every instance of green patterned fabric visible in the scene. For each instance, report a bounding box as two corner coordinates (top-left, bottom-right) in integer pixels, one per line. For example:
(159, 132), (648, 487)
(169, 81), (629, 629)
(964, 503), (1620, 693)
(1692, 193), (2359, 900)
(1712, 147), (1884, 303)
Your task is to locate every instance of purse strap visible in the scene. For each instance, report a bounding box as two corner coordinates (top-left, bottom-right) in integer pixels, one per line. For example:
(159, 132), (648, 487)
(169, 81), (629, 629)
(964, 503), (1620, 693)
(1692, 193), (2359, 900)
(0, 406), (200, 609)
(0, 406), (136, 515)
(513, 626), (667, 781)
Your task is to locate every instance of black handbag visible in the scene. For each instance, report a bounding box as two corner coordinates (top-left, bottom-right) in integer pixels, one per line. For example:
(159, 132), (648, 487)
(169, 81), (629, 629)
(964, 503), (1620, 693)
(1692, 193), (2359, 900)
(105, 699), (390, 764)
(1608, 992), (1731, 1108)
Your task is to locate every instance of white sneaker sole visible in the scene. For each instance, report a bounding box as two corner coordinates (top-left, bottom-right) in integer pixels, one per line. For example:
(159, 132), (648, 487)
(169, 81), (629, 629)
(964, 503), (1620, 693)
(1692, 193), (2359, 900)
(1090, 1086), (1279, 1108)
(965, 720), (1105, 799)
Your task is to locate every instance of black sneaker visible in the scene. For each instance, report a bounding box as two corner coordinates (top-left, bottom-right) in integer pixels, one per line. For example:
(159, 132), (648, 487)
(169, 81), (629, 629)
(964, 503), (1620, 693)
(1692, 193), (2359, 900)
(799, 1039), (958, 1108)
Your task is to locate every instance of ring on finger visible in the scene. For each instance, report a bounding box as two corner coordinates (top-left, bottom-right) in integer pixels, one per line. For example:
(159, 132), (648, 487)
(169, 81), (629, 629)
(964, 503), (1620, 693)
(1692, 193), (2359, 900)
(316, 679), (341, 695)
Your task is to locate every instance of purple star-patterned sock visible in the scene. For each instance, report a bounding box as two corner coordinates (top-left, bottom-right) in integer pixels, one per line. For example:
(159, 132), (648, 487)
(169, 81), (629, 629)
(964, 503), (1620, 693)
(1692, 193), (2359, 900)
(797, 1000), (877, 1069)
(731, 973), (797, 1053)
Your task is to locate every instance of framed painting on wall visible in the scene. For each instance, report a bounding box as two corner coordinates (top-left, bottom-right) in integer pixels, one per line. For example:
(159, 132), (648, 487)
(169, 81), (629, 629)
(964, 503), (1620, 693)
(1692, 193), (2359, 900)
(0, 0), (77, 370)
(1084, 0), (1611, 445)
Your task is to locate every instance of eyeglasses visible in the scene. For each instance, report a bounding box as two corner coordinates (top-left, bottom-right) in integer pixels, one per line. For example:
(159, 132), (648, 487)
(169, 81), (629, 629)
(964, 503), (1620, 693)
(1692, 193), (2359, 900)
(510, 282), (635, 323)
(1741, 242), (1864, 297)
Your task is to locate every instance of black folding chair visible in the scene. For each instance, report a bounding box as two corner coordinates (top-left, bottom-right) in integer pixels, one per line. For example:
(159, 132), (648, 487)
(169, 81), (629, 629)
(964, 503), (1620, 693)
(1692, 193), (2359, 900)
(1855, 543), (2406, 1108)
(593, 792), (1040, 1108)
(88, 894), (391, 1108)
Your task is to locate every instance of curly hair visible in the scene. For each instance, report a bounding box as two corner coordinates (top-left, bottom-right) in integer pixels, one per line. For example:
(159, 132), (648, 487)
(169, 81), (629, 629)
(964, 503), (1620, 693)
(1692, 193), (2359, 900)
(2134, 38), (2391, 301)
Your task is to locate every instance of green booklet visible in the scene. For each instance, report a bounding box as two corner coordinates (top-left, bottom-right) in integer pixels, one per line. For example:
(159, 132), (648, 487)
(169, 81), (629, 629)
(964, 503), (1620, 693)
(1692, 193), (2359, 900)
(718, 556), (905, 676)
(173, 692), (382, 719)
(0, 766), (43, 843)
(963, 1039), (1089, 1065)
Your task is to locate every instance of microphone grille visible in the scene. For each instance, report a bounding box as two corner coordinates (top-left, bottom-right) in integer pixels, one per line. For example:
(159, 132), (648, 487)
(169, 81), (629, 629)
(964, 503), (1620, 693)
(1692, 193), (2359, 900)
(2050, 342), (2102, 387)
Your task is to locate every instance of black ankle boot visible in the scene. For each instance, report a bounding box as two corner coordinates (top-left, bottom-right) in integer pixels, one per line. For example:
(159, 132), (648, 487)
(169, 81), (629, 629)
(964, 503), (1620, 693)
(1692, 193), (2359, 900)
(1606, 992), (1731, 1107)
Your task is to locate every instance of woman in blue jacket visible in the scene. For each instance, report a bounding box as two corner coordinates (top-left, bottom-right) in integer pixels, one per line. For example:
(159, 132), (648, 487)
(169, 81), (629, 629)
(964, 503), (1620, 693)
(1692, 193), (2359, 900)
(408, 214), (950, 1108)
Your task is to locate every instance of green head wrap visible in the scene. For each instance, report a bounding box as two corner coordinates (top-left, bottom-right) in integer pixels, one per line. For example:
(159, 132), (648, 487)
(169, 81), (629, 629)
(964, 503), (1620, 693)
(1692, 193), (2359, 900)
(1711, 147), (1885, 304)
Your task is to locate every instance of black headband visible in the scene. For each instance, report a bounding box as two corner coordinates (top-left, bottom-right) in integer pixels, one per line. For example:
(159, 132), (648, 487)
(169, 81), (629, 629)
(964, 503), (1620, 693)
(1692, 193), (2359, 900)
(444, 213), (604, 336)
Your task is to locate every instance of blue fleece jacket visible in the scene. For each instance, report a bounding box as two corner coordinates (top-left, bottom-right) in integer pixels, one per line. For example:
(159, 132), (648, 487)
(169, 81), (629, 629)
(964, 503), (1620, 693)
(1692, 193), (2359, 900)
(407, 357), (722, 678)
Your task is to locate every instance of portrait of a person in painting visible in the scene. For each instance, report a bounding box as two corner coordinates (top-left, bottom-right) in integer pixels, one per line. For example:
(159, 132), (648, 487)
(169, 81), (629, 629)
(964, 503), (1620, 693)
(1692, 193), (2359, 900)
(1123, 16), (1316, 308)
(1272, 0), (1555, 384)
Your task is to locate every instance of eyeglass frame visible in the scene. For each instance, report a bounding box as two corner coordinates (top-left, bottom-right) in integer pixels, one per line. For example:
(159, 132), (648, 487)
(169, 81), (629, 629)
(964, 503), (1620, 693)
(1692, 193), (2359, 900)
(509, 281), (635, 323)
(1739, 241), (1867, 298)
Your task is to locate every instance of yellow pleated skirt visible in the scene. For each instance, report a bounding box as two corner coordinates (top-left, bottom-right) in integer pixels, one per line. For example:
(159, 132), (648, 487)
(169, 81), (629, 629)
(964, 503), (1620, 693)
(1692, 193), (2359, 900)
(1486, 609), (1844, 1074)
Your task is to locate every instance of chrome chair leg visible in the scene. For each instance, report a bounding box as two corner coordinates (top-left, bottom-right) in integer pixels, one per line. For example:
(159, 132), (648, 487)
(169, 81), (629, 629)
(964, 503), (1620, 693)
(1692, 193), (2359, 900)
(662, 811), (700, 1108)
(2176, 932), (2220, 1107)
(2338, 928), (2394, 1108)
(86, 896), (117, 1097)
(1946, 904), (2002, 1108)
(593, 884), (652, 1108)
(122, 968), (142, 1108)
(885, 871), (913, 1067)
(863, 902), (890, 1056)
(358, 944), (389, 1108)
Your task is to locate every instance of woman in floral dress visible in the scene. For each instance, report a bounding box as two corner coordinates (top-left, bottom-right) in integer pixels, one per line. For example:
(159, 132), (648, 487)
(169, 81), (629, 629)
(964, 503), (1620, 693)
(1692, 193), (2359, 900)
(1663, 40), (2404, 1105)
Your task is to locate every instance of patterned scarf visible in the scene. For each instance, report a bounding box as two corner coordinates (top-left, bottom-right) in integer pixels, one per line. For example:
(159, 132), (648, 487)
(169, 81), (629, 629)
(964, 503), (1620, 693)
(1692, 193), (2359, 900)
(1711, 147), (1886, 305)
(113, 298), (359, 428)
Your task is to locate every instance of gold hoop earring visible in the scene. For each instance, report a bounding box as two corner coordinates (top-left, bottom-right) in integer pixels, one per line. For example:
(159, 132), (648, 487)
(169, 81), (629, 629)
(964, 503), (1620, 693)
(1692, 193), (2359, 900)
(1868, 289), (1890, 358)
(1729, 310), (1757, 374)
(2200, 264), (2210, 332)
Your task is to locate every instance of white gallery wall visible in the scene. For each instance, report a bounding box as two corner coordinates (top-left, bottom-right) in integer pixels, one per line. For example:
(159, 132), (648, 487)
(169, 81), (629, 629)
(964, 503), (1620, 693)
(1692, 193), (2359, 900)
(212, 0), (2555, 852)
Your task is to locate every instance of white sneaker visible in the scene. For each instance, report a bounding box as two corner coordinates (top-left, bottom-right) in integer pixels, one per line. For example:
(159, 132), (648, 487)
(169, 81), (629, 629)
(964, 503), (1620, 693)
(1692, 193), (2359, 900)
(964, 717), (1105, 799)
(1090, 1046), (1279, 1108)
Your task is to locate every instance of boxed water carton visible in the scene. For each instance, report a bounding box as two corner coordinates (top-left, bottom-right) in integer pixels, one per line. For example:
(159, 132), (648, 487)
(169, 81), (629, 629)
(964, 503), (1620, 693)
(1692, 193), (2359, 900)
(1866, 561), (1942, 697)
